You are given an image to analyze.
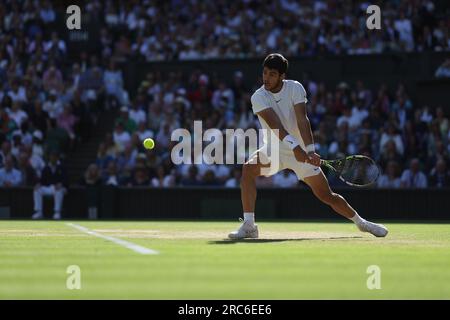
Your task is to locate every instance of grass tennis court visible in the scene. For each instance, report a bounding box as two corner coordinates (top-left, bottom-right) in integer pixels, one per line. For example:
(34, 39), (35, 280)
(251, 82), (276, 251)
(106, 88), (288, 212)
(1, 220), (449, 299)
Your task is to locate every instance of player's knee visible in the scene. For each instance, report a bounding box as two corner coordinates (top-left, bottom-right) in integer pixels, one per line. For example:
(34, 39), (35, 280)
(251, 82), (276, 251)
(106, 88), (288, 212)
(316, 190), (336, 205)
(241, 163), (258, 180)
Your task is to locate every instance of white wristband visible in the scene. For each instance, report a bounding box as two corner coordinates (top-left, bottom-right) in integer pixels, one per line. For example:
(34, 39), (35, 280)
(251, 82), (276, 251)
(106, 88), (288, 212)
(305, 144), (315, 153)
(282, 135), (300, 150)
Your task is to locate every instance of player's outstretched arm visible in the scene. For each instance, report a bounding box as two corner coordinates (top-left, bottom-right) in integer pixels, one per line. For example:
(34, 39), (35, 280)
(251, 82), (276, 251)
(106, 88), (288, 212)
(294, 102), (320, 166)
(256, 108), (309, 163)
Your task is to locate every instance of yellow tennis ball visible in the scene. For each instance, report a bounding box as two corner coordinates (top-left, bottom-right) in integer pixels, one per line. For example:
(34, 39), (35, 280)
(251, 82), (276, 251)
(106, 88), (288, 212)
(143, 138), (155, 150)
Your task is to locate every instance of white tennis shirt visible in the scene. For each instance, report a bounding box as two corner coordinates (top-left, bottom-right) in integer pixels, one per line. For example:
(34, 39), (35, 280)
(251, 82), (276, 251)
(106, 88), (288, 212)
(251, 79), (308, 154)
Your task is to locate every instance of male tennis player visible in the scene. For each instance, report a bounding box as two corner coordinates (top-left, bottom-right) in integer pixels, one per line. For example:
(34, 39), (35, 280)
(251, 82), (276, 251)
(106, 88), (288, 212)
(229, 53), (388, 239)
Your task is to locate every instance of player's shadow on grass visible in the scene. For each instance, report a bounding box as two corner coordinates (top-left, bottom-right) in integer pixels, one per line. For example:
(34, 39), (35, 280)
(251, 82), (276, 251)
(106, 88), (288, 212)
(209, 236), (363, 244)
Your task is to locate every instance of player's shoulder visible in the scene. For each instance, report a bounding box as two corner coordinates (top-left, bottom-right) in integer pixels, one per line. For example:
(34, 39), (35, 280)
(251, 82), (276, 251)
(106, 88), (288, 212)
(285, 79), (306, 91)
(251, 86), (267, 101)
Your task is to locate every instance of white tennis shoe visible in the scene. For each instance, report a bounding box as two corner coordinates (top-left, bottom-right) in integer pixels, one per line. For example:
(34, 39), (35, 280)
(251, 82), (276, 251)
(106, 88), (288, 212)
(357, 220), (388, 237)
(228, 219), (259, 239)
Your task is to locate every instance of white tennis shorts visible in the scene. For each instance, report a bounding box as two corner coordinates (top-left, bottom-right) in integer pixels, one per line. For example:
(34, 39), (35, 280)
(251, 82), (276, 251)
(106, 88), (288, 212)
(248, 146), (322, 181)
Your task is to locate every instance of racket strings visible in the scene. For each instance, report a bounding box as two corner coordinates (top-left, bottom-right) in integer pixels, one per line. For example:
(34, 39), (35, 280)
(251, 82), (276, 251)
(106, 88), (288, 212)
(339, 157), (379, 185)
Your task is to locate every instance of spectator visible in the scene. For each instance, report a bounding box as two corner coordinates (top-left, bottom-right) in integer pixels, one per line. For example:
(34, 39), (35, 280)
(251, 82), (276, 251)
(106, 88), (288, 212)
(380, 124), (405, 155)
(30, 130), (45, 175)
(129, 103), (147, 125)
(435, 59), (450, 78)
(379, 140), (403, 170)
(7, 101), (28, 127)
(104, 59), (126, 105)
(255, 175), (273, 188)
(42, 63), (64, 93)
(79, 65), (105, 108)
(71, 90), (92, 142)
(113, 122), (131, 152)
(29, 100), (50, 135)
(128, 167), (150, 187)
(7, 79), (27, 103)
(116, 144), (137, 177)
(96, 143), (115, 170)
(57, 105), (78, 146)
(116, 106), (137, 133)
(45, 118), (69, 154)
(400, 158), (428, 188)
(32, 152), (68, 220)
(102, 161), (121, 186)
(273, 170), (298, 188)
(377, 161), (401, 188)
(104, 133), (119, 157)
(350, 98), (369, 129)
(136, 121), (154, 141)
(225, 167), (242, 188)
(40, 0), (56, 25)
(81, 163), (102, 219)
(394, 12), (414, 51)
(151, 165), (175, 187)
(181, 165), (201, 186)
(44, 32), (66, 61)
(155, 123), (171, 150)
(0, 106), (18, 141)
(202, 170), (220, 186)
(0, 141), (12, 167)
(0, 155), (22, 187)
(428, 158), (450, 188)
(17, 150), (38, 186)
(81, 164), (102, 187)
(43, 90), (63, 119)
(435, 107), (449, 137)
(11, 131), (23, 159)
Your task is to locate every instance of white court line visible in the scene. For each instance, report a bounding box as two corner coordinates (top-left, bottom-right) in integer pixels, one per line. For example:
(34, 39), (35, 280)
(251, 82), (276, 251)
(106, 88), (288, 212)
(66, 223), (159, 255)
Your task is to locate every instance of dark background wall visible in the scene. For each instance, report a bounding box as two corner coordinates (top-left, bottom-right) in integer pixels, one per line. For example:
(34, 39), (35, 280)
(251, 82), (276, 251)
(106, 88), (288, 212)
(1, 187), (449, 221)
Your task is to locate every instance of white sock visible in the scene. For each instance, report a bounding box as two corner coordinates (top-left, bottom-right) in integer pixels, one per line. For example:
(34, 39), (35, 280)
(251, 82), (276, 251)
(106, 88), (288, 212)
(243, 212), (255, 225)
(349, 213), (365, 225)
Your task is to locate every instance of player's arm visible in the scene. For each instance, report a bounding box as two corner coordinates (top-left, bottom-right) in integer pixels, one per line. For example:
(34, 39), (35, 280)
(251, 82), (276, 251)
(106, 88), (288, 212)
(256, 108), (309, 163)
(294, 102), (320, 166)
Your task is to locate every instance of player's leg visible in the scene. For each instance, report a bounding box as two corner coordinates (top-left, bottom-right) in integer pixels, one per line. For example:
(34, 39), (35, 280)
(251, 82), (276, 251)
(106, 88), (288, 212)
(240, 154), (269, 214)
(303, 170), (357, 219)
(228, 152), (274, 239)
(303, 171), (388, 237)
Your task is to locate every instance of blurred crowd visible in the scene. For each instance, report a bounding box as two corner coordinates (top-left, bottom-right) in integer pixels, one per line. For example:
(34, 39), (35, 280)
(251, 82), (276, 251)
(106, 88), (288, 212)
(85, 69), (450, 189)
(2, 0), (447, 63)
(102, 0), (449, 60)
(0, 0), (130, 188)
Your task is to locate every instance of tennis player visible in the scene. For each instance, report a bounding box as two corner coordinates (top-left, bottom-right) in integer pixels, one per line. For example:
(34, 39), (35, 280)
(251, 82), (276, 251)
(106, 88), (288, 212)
(229, 53), (388, 239)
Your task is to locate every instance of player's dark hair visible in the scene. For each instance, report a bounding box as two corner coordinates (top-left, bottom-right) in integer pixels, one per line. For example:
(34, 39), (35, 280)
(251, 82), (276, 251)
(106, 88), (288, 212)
(263, 53), (288, 75)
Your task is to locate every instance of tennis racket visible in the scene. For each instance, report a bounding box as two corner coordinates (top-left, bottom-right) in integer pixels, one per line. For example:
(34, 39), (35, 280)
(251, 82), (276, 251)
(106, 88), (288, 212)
(320, 155), (380, 187)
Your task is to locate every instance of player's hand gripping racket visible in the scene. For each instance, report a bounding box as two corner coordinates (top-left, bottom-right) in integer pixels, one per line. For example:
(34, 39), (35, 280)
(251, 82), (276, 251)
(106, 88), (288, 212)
(320, 155), (380, 187)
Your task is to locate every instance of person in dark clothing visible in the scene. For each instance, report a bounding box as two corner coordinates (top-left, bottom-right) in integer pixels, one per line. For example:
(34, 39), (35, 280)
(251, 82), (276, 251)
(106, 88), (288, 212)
(32, 152), (68, 220)
(29, 100), (50, 136)
(17, 151), (38, 186)
(180, 165), (202, 186)
(81, 163), (103, 219)
(429, 158), (450, 188)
